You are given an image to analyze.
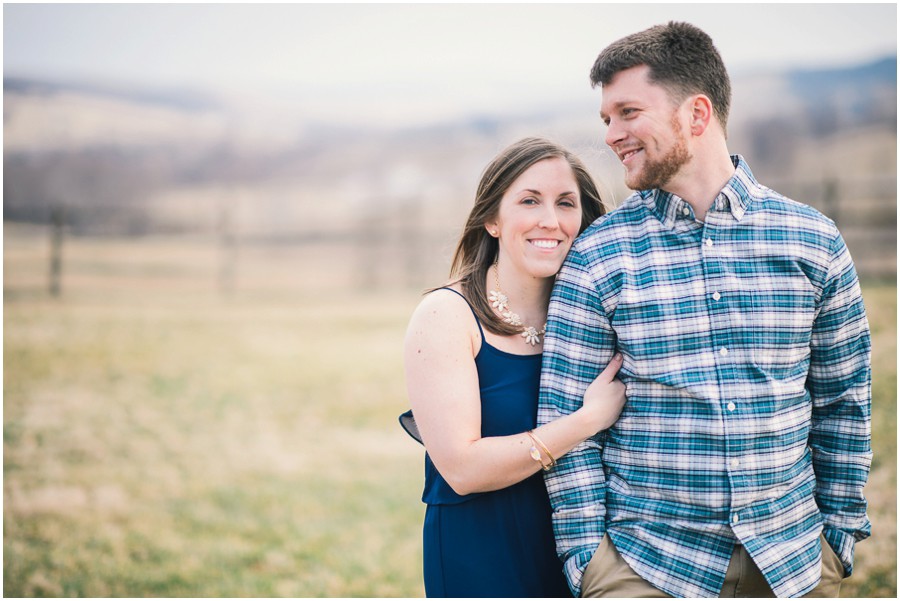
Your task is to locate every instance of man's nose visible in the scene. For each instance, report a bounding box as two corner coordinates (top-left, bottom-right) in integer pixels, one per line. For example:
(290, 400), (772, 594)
(605, 119), (624, 148)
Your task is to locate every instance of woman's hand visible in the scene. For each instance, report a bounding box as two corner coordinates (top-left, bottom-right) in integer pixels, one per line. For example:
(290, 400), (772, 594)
(579, 353), (626, 432)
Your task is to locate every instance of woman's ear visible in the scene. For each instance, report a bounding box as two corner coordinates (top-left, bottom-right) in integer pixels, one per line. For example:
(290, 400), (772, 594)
(485, 222), (499, 238)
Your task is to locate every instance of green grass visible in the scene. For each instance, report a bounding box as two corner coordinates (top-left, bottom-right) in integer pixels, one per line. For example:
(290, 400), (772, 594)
(3, 288), (428, 596)
(4, 229), (427, 597)
(843, 283), (897, 598)
(3, 228), (896, 597)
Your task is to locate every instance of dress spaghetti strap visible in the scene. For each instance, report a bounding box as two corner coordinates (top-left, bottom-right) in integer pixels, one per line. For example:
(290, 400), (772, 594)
(436, 287), (485, 343)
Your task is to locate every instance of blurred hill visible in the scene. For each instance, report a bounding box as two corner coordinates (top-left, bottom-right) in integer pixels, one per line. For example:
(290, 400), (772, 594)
(731, 57), (896, 178)
(4, 56), (896, 280)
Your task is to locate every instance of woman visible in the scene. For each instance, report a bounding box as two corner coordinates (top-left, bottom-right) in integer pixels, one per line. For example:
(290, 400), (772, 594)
(403, 137), (626, 597)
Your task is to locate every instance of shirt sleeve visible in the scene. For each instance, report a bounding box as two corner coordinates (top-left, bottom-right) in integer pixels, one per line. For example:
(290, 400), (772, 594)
(538, 246), (618, 596)
(807, 229), (872, 576)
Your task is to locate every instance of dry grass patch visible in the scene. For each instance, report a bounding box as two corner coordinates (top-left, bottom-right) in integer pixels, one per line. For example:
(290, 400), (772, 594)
(3, 228), (893, 597)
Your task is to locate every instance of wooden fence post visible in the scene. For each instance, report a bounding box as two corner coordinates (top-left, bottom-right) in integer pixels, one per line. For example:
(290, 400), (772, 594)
(402, 199), (425, 289)
(218, 198), (237, 297)
(357, 211), (382, 291)
(49, 205), (64, 297)
(823, 179), (840, 227)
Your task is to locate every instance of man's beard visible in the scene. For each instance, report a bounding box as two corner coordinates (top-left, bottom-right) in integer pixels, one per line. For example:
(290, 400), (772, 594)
(625, 117), (692, 191)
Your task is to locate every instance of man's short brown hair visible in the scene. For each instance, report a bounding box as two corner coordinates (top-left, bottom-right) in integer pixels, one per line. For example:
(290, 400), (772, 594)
(590, 21), (732, 131)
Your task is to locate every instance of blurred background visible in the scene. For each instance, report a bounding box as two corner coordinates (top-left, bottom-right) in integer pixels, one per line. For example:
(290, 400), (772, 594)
(3, 3), (896, 597)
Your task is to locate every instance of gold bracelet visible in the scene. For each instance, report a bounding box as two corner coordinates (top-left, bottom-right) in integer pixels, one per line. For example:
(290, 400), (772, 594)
(528, 440), (552, 471)
(529, 430), (556, 466)
(527, 430), (556, 471)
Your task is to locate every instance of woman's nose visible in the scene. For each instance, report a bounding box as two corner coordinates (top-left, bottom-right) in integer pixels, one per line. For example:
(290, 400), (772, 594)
(538, 205), (560, 230)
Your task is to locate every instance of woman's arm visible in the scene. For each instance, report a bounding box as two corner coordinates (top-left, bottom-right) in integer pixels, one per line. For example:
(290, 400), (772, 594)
(404, 289), (624, 496)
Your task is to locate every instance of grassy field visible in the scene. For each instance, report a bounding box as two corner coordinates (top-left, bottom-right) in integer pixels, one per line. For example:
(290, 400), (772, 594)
(3, 224), (896, 597)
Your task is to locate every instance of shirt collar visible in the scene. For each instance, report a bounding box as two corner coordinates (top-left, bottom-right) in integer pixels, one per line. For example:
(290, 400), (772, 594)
(641, 155), (759, 227)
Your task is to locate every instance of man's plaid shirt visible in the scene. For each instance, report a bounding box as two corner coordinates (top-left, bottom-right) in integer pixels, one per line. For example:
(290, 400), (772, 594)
(538, 156), (871, 597)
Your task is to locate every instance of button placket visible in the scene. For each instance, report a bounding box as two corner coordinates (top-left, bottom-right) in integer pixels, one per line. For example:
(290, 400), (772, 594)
(701, 218), (744, 525)
(701, 210), (751, 538)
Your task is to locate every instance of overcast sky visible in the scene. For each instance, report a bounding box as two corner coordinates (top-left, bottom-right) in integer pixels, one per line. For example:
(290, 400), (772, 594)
(4, 3), (897, 127)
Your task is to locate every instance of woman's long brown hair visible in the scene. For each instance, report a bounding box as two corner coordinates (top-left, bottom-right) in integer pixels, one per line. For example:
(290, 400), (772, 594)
(437, 137), (607, 336)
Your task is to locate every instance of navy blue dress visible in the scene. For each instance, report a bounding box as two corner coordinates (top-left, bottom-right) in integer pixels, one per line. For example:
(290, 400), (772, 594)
(421, 288), (571, 598)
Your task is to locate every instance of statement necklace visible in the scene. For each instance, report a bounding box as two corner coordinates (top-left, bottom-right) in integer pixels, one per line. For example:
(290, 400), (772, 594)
(487, 260), (547, 347)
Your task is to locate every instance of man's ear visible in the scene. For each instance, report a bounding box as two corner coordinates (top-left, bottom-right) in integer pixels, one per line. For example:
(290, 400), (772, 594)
(689, 94), (713, 136)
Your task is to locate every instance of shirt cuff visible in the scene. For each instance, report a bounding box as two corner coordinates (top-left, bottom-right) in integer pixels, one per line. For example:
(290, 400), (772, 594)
(563, 546), (594, 597)
(823, 525), (859, 577)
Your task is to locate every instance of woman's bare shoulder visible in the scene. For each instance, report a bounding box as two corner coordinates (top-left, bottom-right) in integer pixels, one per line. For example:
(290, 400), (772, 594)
(406, 286), (480, 351)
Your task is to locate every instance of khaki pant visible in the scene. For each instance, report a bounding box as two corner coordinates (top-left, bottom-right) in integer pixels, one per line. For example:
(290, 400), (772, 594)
(581, 534), (844, 597)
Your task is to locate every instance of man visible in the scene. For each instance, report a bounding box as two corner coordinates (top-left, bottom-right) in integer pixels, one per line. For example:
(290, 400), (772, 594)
(537, 22), (871, 598)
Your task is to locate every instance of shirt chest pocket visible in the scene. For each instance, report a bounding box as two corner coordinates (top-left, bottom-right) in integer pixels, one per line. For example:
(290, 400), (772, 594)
(748, 286), (817, 380)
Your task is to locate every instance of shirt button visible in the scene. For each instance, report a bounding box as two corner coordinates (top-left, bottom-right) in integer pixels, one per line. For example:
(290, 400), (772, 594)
(719, 347), (729, 356)
(705, 238), (714, 247)
(727, 402), (736, 412)
(682, 206), (690, 216)
(712, 292), (721, 301)
(732, 514), (740, 524)
(730, 458), (740, 468)
(717, 200), (725, 211)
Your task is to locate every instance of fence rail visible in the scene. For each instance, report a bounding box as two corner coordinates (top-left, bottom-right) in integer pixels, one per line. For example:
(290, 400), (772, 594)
(9, 175), (896, 300)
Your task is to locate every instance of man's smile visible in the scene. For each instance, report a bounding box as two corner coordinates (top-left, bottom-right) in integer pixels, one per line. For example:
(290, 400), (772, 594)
(619, 147), (643, 164)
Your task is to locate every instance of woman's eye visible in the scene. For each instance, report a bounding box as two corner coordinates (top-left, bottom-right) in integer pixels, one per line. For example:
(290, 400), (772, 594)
(522, 197), (538, 205)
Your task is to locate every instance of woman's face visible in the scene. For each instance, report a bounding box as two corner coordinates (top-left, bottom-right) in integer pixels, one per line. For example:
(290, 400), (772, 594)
(486, 157), (583, 281)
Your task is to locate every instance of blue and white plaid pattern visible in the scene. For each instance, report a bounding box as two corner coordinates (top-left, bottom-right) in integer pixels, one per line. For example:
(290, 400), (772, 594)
(538, 156), (871, 598)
